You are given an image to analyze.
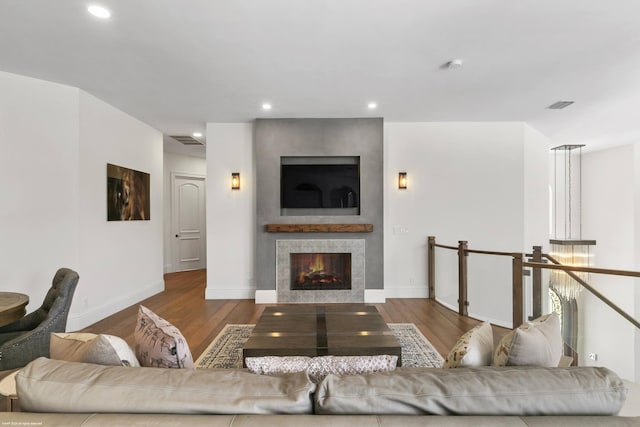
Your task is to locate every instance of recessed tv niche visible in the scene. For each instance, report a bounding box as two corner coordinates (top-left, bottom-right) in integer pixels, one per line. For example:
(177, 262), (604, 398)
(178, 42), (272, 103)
(280, 157), (360, 216)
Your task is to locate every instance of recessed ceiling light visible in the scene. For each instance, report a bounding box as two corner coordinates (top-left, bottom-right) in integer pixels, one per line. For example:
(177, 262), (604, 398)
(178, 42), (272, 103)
(88, 5), (111, 19)
(367, 102), (377, 110)
(262, 103), (272, 111)
(192, 132), (203, 138)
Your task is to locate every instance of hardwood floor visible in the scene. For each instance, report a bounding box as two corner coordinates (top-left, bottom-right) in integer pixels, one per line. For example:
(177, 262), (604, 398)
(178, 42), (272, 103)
(80, 269), (508, 358)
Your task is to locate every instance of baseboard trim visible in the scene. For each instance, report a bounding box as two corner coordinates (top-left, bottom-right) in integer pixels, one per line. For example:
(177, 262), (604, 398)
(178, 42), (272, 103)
(206, 287), (255, 300)
(254, 290), (277, 304)
(384, 286), (429, 298)
(364, 289), (386, 303)
(67, 280), (164, 331)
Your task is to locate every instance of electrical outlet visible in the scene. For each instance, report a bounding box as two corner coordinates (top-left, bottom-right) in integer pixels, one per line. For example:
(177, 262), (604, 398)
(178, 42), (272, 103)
(393, 226), (409, 234)
(588, 352), (597, 361)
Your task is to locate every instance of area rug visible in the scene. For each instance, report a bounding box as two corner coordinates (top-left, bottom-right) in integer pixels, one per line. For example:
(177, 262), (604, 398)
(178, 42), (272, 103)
(195, 323), (444, 369)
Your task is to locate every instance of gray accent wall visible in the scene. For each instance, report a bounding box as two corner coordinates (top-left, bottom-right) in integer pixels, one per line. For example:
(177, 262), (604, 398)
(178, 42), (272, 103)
(255, 118), (384, 293)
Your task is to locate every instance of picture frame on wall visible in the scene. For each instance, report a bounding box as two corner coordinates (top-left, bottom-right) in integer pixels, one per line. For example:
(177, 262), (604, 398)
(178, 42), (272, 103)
(107, 163), (150, 221)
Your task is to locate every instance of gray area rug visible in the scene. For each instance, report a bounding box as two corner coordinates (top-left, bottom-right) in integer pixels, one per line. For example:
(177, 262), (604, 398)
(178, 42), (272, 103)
(195, 323), (444, 369)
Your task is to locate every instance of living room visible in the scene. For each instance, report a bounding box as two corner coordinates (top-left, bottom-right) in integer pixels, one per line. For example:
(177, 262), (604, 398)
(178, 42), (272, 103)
(1, 0), (639, 395)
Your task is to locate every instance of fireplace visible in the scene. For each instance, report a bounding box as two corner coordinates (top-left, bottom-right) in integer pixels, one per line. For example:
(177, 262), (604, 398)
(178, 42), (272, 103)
(276, 239), (365, 303)
(290, 253), (351, 290)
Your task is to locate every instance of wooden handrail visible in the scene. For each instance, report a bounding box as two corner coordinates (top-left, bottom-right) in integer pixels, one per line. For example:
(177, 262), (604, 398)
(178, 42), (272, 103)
(542, 255), (640, 330)
(428, 235), (640, 331)
(433, 243), (458, 251)
(524, 260), (640, 278)
(466, 248), (514, 257)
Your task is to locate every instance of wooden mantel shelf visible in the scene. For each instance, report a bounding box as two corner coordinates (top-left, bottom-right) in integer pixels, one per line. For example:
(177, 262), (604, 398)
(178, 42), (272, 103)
(265, 224), (373, 233)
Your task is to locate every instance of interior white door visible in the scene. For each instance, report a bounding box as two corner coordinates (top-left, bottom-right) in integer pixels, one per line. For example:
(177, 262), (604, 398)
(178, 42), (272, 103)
(172, 174), (206, 272)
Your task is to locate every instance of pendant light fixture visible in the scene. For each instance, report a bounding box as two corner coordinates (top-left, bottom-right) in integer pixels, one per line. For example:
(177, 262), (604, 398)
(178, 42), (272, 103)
(549, 145), (596, 300)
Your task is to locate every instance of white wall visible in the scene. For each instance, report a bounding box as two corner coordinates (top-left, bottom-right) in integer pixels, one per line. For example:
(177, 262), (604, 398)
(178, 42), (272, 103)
(581, 144), (638, 381)
(163, 152), (207, 273)
(205, 123), (255, 299)
(524, 125), (552, 315)
(205, 121), (550, 325)
(0, 71), (80, 304)
(635, 145), (640, 383)
(0, 71), (164, 331)
(384, 122), (549, 327)
(75, 91), (164, 330)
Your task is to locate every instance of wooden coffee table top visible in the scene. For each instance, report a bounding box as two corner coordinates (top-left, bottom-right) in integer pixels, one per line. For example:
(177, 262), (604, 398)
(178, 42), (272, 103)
(242, 304), (401, 365)
(0, 292), (29, 328)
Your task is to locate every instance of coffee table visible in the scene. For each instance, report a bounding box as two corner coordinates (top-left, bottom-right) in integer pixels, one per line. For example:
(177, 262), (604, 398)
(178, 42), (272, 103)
(242, 304), (401, 366)
(0, 292), (29, 328)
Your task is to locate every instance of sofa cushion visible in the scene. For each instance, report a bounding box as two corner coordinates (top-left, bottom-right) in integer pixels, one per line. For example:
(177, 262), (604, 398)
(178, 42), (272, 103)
(493, 312), (562, 367)
(443, 321), (493, 368)
(315, 366), (627, 415)
(134, 305), (194, 369)
(246, 355), (398, 383)
(16, 358), (315, 414)
(50, 333), (140, 367)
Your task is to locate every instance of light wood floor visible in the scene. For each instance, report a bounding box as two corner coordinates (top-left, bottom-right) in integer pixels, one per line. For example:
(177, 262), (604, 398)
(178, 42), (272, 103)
(80, 269), (508, 358)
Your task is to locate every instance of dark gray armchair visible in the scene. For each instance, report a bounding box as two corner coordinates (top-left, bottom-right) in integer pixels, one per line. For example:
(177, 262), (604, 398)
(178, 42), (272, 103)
(0, 268), (79, 370)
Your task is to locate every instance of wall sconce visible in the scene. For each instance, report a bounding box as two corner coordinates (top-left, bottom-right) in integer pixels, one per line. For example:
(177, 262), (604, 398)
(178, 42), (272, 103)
(231, 172), (240, 190)
(398, 172), (407, 189)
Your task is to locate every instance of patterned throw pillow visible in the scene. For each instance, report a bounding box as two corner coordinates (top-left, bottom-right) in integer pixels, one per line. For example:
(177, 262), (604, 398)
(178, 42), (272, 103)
(443, 321), (493, 368)
(493, 312), (562, 367)
(134, 305), (194, 369)
(50, 332), (140, 367)
(246, 354), (398, 383)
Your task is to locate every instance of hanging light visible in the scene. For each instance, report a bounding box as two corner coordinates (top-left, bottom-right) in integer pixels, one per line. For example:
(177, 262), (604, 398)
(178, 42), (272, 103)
(549, 145), (596, 300)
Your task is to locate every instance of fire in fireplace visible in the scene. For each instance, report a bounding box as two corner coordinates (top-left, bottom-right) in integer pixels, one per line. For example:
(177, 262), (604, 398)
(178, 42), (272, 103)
(290, 253), (351, 290)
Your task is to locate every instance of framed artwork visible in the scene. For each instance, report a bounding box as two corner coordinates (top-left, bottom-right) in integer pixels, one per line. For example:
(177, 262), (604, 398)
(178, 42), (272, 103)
(107, 163), (150, 221)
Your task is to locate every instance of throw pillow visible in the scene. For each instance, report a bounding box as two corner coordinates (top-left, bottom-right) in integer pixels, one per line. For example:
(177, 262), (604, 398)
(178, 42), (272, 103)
(134, 305), (194, 369)
(245, 354), (398, 383)
(246, 356), (311, 377)
(443, 321), (493, 368)
(493, 312), (562, 367)
(50, 332), (140, 367)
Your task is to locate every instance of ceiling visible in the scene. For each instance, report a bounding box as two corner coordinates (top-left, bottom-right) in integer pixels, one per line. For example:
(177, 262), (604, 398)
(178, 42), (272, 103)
(2, 1), (640, 155)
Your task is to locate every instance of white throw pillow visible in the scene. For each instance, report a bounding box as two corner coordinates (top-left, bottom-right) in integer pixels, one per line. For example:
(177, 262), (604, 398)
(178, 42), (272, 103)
(493, 312), (562, 367)
(134, 305), (194, 369)
(50, 332), (140, 367)
(246, 354), (398, 383)
(443, 321), (493, 368)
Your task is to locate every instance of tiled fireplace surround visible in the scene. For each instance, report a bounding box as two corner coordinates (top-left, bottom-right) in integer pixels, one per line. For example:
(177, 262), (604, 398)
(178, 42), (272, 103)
(276, 239), (365, 303)
(255, 118), (384, 304)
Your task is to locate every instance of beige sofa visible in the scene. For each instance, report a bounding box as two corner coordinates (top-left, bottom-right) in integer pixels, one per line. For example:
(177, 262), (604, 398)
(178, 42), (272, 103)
(1, 357), (638, 426)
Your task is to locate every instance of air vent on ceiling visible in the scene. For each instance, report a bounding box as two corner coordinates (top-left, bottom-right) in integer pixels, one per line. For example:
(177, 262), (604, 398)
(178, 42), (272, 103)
(547, 101), (575, 110)
(171, 135), (205, 146)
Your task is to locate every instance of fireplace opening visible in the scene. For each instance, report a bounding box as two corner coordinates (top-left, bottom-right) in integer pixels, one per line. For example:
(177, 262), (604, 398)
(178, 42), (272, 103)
(290, 253), (351, 290)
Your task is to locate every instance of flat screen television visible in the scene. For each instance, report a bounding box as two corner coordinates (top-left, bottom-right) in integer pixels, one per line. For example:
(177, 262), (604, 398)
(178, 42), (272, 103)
(281, 163), (360, 212)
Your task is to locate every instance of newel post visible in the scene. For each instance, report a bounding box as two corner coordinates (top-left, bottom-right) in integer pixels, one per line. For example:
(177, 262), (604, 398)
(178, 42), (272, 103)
(512, 252), (524, 328)
(531, 246), (543, 319)
(458, 240), (469, 316)
(428, 236), (436, 299)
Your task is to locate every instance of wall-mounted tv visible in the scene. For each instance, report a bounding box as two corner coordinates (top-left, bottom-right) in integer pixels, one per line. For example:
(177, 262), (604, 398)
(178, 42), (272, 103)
(281, 157), (360, 215)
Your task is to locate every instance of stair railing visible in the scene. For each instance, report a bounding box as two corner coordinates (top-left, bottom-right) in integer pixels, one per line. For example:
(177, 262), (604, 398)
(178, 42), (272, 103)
(427, 235), (640, 330)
